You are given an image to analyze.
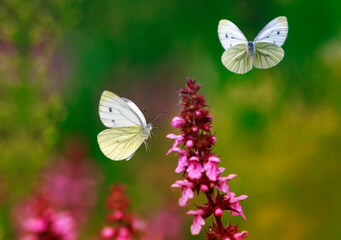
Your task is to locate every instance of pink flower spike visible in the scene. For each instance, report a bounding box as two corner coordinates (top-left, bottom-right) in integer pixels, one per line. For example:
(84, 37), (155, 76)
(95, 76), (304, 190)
(186, 162), (204, 180)
(187, 209), (205, 235)
(171, 117), (186, 128)
(167, 79), (248, 238)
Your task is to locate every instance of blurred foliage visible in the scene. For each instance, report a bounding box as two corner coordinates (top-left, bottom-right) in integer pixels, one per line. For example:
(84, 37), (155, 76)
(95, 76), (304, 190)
(1, 0), (341, 239)
(0, 0), (81, 238)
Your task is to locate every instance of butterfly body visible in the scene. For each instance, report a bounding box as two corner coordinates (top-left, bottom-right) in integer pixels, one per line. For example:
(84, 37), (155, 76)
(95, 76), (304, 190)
(141, 123), (153, 140)
(97, 90), (152, 161)
(218, 16), (288, 74)
(247, 41), (256, 56)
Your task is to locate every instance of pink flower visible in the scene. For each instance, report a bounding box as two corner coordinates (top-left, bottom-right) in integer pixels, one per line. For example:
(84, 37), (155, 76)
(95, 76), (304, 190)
(171, 116), (186, 128)
(166, 133), (184, 149)
(225, 192), (248, 220)
(175, 154), (188, 173)
(217, 172), (237, 194)
(187, 209), (205, 235)
(217, 176), (231, 194)
(42, 142), (101, 226)
(186, 161), (204, 180)
(166, 146), (184, 155)
(13, 196), (77, 240)
(171, 180), (194, 207)
(204, 156), (221, 181)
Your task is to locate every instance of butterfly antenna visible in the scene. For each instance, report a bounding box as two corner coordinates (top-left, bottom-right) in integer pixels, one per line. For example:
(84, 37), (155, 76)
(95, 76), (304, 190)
(150, 110), (167, 123)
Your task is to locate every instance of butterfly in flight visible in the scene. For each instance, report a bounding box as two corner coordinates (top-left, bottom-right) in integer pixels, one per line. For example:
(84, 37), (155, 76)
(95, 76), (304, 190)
(97, 90), (152, 161)
(218, 16), (288, 74)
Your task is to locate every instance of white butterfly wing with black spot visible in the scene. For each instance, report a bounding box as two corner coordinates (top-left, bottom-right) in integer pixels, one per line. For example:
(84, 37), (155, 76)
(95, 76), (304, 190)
(218, 19), (248, 51)
(99, 91), (144, 128)
(254, 16), (288, 47)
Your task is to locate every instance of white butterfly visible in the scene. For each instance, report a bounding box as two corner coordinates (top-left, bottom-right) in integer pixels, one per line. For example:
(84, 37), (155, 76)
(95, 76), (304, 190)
(218, 16), (288, 74)
(97, 90), (152, 161)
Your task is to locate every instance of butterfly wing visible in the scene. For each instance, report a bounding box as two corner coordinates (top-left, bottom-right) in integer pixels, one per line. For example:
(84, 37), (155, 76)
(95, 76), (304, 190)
(253, 42), (284, 69)
(221, 43), (252, 74)
(99, 91), (146, 128)
(254, 16), (288, 47)
(97, 126), (144, 161)
(218, 19), (248, 51)
(121, 97), (147, 126)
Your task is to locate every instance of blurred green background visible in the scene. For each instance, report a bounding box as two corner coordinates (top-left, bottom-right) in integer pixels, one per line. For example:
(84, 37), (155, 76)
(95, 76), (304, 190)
(1, 0), (341, 239)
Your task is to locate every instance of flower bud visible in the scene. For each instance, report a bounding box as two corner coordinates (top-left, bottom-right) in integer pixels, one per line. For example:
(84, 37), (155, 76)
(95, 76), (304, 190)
(214, 208), (223, 217)
(171, 117), (186, 128)
(186, 140), (194, 148)
(200, 184), (209, 192)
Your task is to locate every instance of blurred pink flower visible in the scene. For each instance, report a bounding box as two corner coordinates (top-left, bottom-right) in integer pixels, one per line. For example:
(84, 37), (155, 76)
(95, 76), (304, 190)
(187, 209), (206, 235)
(97, 185), (147, 240)
(144, 204), (184, 240)
(42, 141), (102, 225)
(13, 195), (77, 240)
(171, 180), (194, 207)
